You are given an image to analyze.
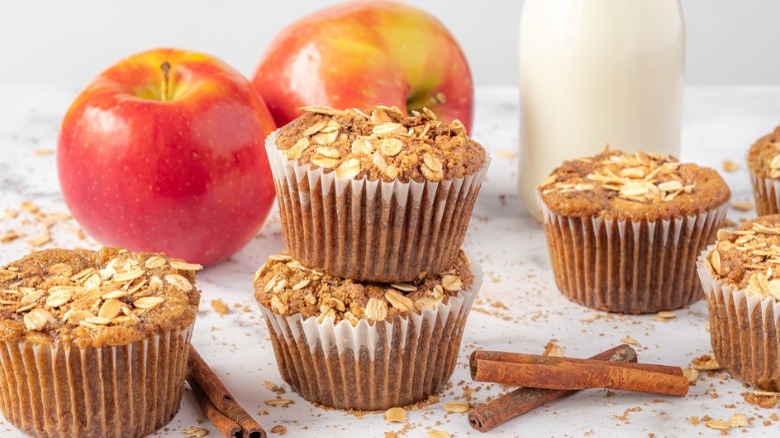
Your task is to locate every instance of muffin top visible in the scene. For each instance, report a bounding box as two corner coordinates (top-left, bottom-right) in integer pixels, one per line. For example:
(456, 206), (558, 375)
(253, 251), (473, 325)
(705, 215), (780, 299)
(538, 149), (730, 220)
(273, 105), (487, 183)
(0, 247), (201, 347)
(747, 125), (780, 178)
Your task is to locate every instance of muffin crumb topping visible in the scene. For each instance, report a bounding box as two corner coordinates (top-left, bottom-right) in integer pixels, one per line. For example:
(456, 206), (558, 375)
(706, 215), (780, 299)
(540, 149), (694, 203)
(0, 247), (201, 342)
(274, 105), (486, 183)
(254, 251), (473, 325)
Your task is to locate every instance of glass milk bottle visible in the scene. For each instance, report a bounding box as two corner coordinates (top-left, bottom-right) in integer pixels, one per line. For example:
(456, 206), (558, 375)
(518, 0), (685, 219)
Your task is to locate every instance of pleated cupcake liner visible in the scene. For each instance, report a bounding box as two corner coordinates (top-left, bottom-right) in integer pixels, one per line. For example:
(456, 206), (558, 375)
(749, 168), (780, 216)
(538, 193), (728, 314)
(0, 324), (194, 438)
(697, 251), (780, 391)
(257, 261), (482, 411)
(265, 130), (490, 283)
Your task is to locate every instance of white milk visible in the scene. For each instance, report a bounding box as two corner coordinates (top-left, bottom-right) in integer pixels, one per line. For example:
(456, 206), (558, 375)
(518, 0), (685, 219)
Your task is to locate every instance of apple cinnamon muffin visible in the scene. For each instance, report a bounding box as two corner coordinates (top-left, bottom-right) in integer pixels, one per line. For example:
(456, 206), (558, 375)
(747, 125), (780, 215)
(538, 149), (730, 313)
(0, 247), (201, 438)
(698, 215), (780, 390)
(253, 250), (481, 411)
(265, 105), (489, 282)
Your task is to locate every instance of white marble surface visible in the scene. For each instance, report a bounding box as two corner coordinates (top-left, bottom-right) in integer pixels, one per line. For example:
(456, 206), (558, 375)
(1, 84), (780, 437)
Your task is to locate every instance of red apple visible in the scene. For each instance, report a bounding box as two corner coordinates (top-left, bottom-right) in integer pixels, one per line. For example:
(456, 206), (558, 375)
(57, 48), (276, 266)
(252, 1), (474, 131)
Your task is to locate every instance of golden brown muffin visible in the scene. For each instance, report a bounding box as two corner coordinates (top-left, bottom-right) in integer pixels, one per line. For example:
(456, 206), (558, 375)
(0, 247), (201, 438)
(747, 125), (780, 215)
(266, 105), (490, 283)
(254, 250), (480, 411)
(537, 149), (730, 314)
(699, 215), (780, 391)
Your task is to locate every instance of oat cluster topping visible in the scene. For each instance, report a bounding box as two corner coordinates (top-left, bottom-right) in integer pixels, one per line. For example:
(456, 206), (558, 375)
(747, 126), (780, 178)
(274, 105), (486, 183)
(0, 248), (201, 332)
(253, 251), (472, 325)
(707, 217), (780, 300)
(540, 150), (694, 203)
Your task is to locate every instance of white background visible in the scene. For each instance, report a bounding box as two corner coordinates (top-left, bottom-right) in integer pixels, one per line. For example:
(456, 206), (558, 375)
(0, 0), (779, 89)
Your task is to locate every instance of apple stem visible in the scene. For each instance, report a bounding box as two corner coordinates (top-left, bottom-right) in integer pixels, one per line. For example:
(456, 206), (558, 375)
(160, 61), (171, 102)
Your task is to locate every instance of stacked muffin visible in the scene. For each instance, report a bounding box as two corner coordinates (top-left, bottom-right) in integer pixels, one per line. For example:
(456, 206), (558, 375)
(254, 105), (489, 410)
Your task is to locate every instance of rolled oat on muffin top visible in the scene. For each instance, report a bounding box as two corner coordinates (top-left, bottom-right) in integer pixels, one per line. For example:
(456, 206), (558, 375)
(747, 125), (780, 178)
(704, 215), (780, 297)
(273, 105), (487, 182)
(253, 250), (473, 325)
(539, 149), (730, 220)
(0, 247), (201, 347)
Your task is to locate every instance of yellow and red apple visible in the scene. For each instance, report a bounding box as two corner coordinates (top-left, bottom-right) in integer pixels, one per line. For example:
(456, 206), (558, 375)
(252, 1), (474, 130)
(57, 48), (276, 266)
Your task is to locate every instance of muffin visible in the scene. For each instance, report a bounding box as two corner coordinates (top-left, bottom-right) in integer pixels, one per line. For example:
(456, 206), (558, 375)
(698, 215), (780, 391)
(747, 125), (780, 215)
(0, 247), (201, 437)
(265, 105), (489, 282)
(253, 250), (481, 411)
(538, 149), (730, 313)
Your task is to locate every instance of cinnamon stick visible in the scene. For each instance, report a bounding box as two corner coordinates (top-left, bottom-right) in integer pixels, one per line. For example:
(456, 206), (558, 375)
(470, 349), (688, 397)
(189, 379), (242, 438)
(467, 344), (637, 432)
(187, 346), (266, 438)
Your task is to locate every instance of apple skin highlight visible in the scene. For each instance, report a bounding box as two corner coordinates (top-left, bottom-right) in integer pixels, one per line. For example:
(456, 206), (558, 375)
(57, 48), (277, 266)
(252, 1), (474, 131)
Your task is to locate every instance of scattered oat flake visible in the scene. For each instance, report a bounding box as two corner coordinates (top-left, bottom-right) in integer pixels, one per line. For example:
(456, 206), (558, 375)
(691, 355), (721, 371)
(0, 231), (20, 243)
(271, 425), (287, 435)
(426, 431), (451, 438)
(182, 426), (208, 437)
(19, 201), (38, 213)
(265, 398), (293, 407)
(3, 209), (17, 218)
(211, 299), (229, 316)
(620, 335), (638, 345)
(705, 419), (729, 431)
(443, 401), (469, 413)
(682, 367), (699, 384)
(497, 149), (517, 158)
(263, 380), (283, 393)
(722, 159), (740, 172)
(731, 201), (754, 211)
(385, 407), (407, 423)
(34, 149), (53, 156)
(542, 341), (564, 357)
(728, 413), (749, 428)
(745, 391), (778, 408)
(689, 416), (700, 425)
(27, 235), (51, 247)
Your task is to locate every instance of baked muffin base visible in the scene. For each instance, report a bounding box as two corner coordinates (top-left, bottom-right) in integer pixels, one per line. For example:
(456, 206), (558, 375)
(698, 250), (780, 391)
(257, 263), (482, 411)
(266, 131), (489, 283)
(0, 325), (194, 438)
(749, 169), (780, 216)
(539, 195), (728, 313)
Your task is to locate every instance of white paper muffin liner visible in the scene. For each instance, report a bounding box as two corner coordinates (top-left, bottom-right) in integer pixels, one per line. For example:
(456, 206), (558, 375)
(697, 247), (780, 390)
(538, 193), (728, 313)
(749, 168), (780, 216)
(265, 130), (490, 283)
(257, 261), (482, 411)
(0, 324), (194, 438)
